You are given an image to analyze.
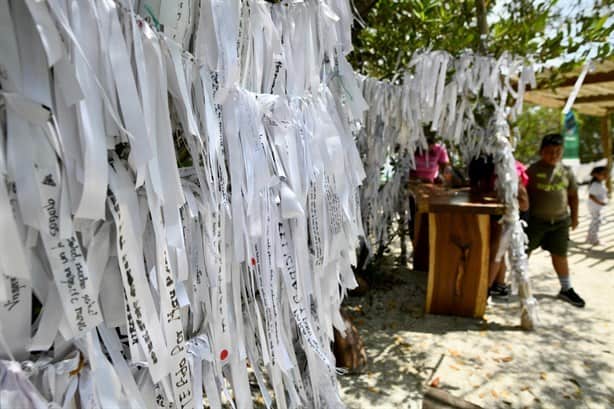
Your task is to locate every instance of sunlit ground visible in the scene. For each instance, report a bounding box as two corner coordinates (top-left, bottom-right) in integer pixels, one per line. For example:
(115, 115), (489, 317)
(339, 185), (614, 408)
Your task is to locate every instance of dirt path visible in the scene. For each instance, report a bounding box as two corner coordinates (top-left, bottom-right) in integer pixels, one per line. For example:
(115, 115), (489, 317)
(339, 186), (614, 408)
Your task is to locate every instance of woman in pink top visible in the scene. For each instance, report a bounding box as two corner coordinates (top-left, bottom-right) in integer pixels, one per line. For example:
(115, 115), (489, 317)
(410, 137), (450, 184)
(408, 135), (451, 247)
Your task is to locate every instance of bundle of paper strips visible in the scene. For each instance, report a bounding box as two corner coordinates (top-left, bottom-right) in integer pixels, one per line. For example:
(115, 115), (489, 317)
(357, 51), (539, 329)
(0, 0), (367, 408)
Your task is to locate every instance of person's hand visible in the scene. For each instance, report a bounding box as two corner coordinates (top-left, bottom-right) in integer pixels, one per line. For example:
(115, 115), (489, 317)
(571, 217), (579, 230)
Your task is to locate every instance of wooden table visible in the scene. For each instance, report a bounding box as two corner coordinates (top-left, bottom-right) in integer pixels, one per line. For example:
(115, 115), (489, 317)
(409, 184), (504, 318)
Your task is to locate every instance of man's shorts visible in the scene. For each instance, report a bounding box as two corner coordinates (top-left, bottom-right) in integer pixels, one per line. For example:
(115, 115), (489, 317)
(525, 216), (570, 256)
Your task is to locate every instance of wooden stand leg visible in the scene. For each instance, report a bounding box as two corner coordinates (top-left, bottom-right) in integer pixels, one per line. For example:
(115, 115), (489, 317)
(425, 212), (491, 318)
(425, 213), (437, 314)
(413, 212), (430, 272)
(473, 214), (490, 318)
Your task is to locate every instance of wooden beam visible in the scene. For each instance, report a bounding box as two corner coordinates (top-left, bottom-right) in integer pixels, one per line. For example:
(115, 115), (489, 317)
(524, 92), (609, 116)
(547, 71), (614, 88)
(524, 92), (565, 108)
(533, 82), (614, 98)
(548, 94), (614, 104)
(572, 105), (608, 117)
(423, 387), (484, 409)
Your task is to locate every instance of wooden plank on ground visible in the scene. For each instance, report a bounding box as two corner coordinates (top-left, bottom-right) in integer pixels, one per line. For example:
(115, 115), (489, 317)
(423, 387), (483, 409)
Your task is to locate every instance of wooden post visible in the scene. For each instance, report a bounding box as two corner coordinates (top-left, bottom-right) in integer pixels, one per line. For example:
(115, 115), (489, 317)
(601, 113), (612, 194)
(423, 387), (484, 409)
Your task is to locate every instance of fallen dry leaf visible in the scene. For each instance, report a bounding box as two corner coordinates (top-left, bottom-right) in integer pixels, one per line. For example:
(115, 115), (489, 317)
(491, 390), (499, 398)
(540, 372), (547, 380)
(520, 386), (531, 392)
(393, 335), (411, 348)
(366, 386), (381, 394)
(501, 356), (513, 363)
(429, 377), (440, 388)
(567, 378), (581, 387)
(448, 349), (460, 357)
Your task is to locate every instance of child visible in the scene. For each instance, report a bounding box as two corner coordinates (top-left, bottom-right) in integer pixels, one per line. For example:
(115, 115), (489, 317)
(526, 133), (584, 307)
(469, 155), (530, 297)
(586, 166), (609, 245)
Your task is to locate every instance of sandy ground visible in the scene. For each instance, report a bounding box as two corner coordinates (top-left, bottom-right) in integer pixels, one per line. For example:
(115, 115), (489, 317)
(339, 186), (614, 408)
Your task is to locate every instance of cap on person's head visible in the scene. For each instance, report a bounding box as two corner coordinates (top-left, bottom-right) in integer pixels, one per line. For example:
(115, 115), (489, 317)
(540, 133), (564, 150)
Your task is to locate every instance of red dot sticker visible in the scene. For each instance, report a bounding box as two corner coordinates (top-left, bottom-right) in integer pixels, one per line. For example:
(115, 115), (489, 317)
(251, 257), (256, 266)
(220, 349), (229, 361)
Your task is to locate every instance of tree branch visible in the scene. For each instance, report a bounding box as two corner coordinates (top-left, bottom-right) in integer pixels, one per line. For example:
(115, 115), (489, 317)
(475, 0), (489, 53)
(354, 0), (379, 19)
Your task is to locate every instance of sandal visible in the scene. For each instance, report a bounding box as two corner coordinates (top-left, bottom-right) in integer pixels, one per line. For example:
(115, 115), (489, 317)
(488, 283), (510, 297)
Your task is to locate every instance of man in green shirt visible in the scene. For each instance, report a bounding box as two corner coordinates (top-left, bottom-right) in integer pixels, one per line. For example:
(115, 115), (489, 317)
(526, 133), (584, 307)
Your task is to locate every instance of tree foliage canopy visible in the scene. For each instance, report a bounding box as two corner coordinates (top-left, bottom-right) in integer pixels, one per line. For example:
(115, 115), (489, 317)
(351, 0), (614, 80)
(513, 105), (611, 165)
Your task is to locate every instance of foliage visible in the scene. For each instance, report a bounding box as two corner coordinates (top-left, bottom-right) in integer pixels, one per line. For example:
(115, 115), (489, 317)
(351, 0), (478, 79)
(513, 105), (562, 164)
(577, 114), (613, 163)
(512, 106), (613, 165)
(351, 0), (614, 80)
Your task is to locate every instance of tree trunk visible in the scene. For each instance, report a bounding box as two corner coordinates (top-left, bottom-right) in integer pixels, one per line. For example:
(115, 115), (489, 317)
(475, 0), (488, 54)
(333, 308), (367, 372)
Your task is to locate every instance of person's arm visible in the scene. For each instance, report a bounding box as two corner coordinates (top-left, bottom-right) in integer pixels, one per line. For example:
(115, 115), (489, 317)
(438, 146), (450, 171)
(437, 146), (451, 184)
(569, 190), (579, 229)
(567, 167), (579, 229)
(589, 194), (607, 206)
(438, 161), (450, 174)
(518, 183), (529, 212)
